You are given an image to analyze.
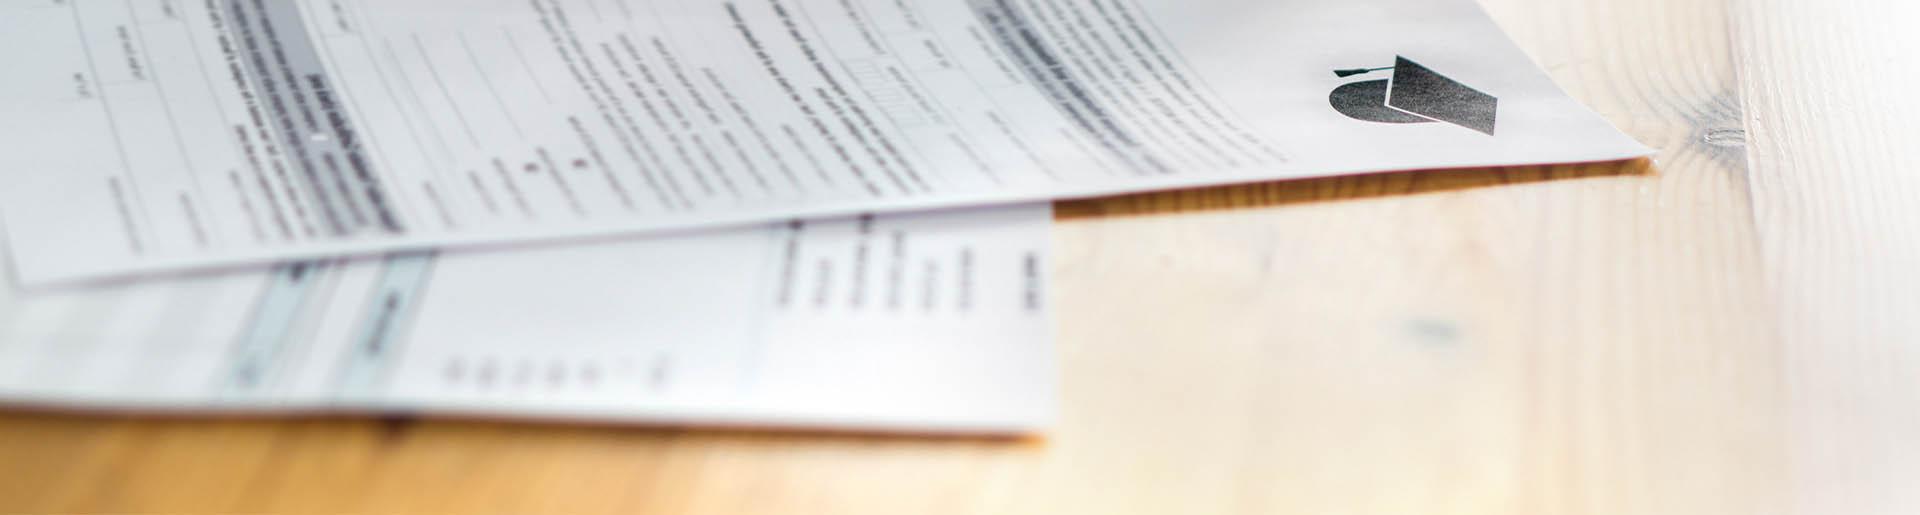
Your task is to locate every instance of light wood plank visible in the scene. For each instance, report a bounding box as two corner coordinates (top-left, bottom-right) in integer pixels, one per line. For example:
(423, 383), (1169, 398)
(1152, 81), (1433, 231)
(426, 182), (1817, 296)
(1731, 1), (1920, 513)
(1043, 2), (1777, 513)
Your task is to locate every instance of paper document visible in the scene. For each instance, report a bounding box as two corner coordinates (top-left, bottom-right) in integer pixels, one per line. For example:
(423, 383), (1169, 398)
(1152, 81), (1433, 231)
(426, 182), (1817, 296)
(0, 205), (1053, 434)
(0, 0), (1647, 284)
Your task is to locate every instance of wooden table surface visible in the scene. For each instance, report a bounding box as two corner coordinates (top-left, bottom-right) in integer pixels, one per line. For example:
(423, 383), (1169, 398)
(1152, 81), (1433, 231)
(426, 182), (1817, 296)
(6, 0), (1919, 513)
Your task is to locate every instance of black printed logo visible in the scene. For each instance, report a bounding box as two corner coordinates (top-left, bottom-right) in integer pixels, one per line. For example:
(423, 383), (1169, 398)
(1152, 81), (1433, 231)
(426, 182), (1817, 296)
(1330, 56), (1498, 136)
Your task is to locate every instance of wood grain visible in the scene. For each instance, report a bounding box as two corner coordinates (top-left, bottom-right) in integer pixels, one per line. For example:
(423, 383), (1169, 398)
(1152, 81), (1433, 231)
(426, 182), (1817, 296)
(2, 0), (1910, 512)
(1732, 1), (1920, 513)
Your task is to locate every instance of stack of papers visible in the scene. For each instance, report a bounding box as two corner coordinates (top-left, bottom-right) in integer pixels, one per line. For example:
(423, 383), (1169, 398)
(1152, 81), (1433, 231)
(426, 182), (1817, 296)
(0, 0), (1646, 433)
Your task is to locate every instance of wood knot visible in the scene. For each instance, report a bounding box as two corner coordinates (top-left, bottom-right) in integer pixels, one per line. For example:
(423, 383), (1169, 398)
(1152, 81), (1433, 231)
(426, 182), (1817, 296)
(1703, 127), (1748, 148)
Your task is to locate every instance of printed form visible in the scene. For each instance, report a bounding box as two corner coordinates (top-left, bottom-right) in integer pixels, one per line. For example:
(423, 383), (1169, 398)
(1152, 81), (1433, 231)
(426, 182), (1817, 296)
(0, 0), (1647, 284)
(0, 205), (1054, 433)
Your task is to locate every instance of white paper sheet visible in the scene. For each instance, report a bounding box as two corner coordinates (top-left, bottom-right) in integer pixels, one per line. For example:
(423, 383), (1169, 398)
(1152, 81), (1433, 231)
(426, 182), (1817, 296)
(0, 205), (1054, 434)
(0, 0), (1647, 284)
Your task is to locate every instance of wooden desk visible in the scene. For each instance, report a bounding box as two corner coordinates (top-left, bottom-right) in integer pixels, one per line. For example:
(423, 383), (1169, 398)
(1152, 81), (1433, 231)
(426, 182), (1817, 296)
(5, 0), (1917, 512)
